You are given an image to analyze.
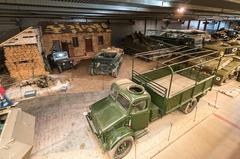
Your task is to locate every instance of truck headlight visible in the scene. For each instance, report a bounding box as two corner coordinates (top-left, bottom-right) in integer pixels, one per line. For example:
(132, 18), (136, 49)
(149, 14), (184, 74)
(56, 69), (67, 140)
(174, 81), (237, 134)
(83, 112), (88, 116)
(216, 77), (221, 81)
(62, 63), (65, 65)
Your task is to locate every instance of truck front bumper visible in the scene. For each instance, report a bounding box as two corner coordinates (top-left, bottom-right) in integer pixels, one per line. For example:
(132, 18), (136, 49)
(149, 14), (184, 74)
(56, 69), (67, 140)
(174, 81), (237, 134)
(84, 112), (108, 150)
(84, 112), (98, 135)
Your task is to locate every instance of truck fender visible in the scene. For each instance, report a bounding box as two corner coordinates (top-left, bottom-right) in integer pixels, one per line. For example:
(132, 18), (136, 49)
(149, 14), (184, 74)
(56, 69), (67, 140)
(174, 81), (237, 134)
(106, 127), (134, 150)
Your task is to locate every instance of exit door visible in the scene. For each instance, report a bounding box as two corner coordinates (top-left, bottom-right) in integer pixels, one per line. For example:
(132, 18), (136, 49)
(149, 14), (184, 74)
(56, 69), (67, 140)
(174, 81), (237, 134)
(85, 39), (93, 52)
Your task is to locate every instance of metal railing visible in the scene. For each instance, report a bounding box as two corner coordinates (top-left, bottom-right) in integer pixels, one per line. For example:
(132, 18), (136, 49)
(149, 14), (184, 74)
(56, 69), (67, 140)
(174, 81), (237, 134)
(132, 47), (222, 98)
(132, 71), (167, 97)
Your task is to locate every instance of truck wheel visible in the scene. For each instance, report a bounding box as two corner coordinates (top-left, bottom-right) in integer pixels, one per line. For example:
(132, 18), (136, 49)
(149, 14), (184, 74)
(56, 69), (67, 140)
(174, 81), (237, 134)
(109, 136), (133, 159)
(183, 98), (198, 114)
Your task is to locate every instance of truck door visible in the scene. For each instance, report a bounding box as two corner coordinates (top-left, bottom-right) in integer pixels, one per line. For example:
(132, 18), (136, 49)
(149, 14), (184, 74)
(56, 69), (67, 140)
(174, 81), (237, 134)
(130, 100), (150, 131)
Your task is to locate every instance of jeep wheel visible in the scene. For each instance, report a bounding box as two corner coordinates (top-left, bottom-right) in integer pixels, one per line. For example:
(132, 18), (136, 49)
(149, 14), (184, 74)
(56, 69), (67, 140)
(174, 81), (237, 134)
(90, 68), (94, 75)
(112, 71), (118, 78)
(109, 136), (133, 159)
(58, 66), (63, 73)
(180, 98), (198, 114)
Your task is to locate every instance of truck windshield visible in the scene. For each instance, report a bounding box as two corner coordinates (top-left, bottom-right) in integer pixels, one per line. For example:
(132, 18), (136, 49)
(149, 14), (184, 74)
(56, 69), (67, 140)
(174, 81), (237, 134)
(116, 94), (130, 111)
(110, 87), (130, 111)
(110, 89), (118, 100)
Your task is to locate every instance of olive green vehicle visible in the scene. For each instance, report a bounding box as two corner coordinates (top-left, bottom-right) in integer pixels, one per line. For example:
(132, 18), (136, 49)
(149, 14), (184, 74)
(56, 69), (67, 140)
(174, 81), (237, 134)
(193, 40), (240, 85)
(85, 58), (217, 159)
(0, 108), (35, 158)
(204, 40), (240, 56)
(189, 55), (240, 85)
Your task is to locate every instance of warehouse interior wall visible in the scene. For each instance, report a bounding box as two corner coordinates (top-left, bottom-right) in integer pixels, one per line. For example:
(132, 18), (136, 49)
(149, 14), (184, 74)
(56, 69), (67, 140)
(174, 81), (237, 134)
(0, 18), (233, 47)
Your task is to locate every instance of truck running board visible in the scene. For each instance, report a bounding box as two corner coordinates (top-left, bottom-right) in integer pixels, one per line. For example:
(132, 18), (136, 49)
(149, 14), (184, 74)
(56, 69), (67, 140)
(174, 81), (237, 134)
(134, 129), (148, 139)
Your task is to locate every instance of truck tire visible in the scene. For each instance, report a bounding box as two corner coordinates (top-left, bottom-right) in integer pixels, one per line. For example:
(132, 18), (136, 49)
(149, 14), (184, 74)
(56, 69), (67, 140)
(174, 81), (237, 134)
(183, 98), (198, 114)
(109, 136), (133, 159)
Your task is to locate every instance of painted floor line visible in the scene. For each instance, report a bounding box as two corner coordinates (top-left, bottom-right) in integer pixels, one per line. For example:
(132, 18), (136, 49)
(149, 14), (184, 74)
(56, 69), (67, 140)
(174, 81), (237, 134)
(213, 113), (240, 130)
(150, 113), (212, 159)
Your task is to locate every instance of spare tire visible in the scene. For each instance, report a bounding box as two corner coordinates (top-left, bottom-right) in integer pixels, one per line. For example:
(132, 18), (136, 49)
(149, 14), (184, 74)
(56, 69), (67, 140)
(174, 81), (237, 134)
(127, 85), (145, 95)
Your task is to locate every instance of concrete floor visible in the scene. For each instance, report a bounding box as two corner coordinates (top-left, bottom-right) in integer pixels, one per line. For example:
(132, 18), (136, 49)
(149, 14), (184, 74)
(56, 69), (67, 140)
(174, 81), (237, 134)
(16, 55), (240, 159)
(60, 55), (156, 93)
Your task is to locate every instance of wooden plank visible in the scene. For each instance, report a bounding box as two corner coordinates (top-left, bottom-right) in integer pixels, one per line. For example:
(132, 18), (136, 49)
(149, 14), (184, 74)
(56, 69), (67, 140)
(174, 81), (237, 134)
(0, 27), (39, 47)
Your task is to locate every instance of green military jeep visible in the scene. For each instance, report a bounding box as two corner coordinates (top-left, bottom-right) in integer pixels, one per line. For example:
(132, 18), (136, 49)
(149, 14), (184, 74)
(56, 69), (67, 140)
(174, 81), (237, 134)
(90, 47), (124, 77)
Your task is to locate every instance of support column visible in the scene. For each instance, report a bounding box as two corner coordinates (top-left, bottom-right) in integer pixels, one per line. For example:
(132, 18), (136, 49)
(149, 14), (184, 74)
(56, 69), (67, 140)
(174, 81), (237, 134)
(228, 22), (232, 29)
(144, 19), (147, 35)
(197, 20), (201, 30)
(187, 20), (191, 29)
(203, 20), (208, 31)
(217, 21), (221, 30)
(155, 18), (158, 31)
(16, 18), (22, 32)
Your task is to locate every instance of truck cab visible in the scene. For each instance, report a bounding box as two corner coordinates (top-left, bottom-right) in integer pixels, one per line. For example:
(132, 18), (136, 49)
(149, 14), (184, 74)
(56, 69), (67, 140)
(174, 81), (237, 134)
(85, 79), (151, 159)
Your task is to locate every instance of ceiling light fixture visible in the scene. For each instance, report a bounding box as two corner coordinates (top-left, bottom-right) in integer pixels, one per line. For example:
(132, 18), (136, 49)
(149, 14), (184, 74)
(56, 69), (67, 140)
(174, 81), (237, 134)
(177, 7), (185, 14)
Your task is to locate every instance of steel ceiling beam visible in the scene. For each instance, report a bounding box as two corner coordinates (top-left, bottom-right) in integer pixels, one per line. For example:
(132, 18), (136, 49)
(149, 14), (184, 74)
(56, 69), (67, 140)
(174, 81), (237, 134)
(0, 0), (239, 20)
(76, 0), (173, 7)
(0, 0), (166, 12)
(0, 0), (239, 14)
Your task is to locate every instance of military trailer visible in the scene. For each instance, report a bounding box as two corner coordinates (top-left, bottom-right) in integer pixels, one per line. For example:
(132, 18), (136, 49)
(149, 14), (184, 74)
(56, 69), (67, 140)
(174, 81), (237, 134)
(0, 108), (35, 159)
(85, 54), (219, 159)
(89, 47), (124, 77)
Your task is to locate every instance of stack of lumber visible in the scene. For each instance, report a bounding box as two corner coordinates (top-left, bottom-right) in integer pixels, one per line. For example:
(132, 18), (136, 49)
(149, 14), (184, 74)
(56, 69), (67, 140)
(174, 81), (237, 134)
(0, 27), (47, 81)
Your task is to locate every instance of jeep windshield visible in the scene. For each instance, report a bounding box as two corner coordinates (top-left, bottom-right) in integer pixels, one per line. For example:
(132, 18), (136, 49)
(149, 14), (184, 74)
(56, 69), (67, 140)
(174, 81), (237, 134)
(110, 89), (130, 111)
(53, 51), (69, 61)
(99, 52), (117, 59)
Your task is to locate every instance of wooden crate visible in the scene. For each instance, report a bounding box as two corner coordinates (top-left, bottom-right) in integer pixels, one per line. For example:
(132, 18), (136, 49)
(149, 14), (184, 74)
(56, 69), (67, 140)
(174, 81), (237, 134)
(0, 27), (47, 80)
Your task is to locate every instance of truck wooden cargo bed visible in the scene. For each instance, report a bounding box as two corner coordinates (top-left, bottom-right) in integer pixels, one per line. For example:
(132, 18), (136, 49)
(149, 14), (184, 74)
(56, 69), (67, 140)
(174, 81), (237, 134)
(153, 74), (195, 97)
(132, 65), (215, 115)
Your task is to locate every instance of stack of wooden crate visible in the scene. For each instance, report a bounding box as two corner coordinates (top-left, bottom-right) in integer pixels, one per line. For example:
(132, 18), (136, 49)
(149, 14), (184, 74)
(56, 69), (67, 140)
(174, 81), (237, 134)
(0, 27), (47, 81)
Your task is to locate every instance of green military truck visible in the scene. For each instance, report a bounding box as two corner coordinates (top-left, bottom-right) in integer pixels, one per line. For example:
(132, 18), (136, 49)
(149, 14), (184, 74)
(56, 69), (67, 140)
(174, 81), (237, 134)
(85, 57), (218, 159)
